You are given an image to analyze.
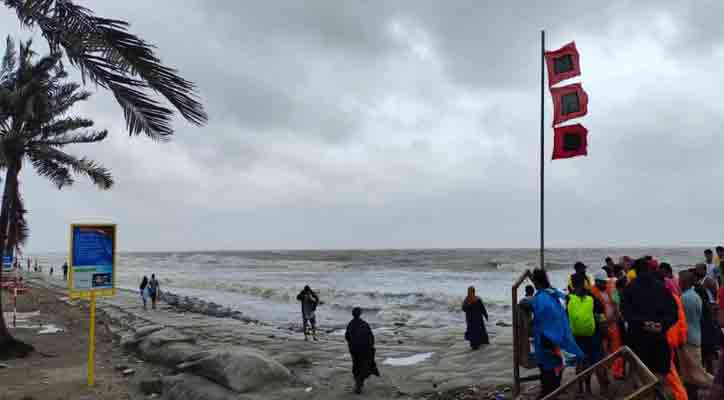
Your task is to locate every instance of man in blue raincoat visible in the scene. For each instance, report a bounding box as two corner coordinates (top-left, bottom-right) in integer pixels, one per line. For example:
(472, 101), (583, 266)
(522, 269), (584, 399)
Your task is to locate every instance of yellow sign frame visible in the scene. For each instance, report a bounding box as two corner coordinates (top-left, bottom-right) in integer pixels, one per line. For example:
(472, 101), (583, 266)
(68, 223), (117, 299)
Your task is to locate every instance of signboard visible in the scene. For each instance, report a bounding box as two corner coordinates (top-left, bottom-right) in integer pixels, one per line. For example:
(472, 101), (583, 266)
(1, 248), (13, 272)
(69, 224), (116, 298)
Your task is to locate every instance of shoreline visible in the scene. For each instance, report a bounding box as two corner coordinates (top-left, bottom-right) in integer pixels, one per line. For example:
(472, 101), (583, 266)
(17, 273), (521, 399)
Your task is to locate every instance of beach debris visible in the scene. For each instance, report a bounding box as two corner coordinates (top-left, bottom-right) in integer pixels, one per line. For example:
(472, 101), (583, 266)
(0, 363), (8, 369)
(122, 368), (136, 376)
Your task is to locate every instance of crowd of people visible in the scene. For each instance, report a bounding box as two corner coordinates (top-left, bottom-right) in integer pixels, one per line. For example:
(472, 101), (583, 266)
(522, 250), (724, 400)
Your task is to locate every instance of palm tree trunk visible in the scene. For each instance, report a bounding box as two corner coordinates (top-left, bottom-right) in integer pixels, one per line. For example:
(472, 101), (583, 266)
(0, 161), (33, 358)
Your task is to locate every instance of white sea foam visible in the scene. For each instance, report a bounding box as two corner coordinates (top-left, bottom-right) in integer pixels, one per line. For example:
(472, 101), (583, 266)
(383, 352), (434, 366)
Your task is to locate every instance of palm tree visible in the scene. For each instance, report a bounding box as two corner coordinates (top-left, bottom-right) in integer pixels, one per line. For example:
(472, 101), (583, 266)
(3, 0), (207, 139)
(0, 37), (113, 358)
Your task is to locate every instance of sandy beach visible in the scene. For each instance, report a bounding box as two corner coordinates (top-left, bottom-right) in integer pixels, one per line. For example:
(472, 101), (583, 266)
(0, 273), (525, 400)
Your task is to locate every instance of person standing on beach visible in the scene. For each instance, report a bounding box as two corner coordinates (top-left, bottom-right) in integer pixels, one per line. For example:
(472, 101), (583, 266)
(62, 262), (68, 281)
(522, 269), (583, 399)
(591, 271), (624, 379)
(297, 285), (320, 341)
(568, 273), (608, 395)
(345, 307), (379, 394)
(149, 274), (160, 310)
(622, 258), (678, 380)
(603, 257), (615, 278)
(567, 261), (591, 293)
(462, 286), (489, 350)
(140, 276), (149, 310)
(678, 270), (713, 398)
(693, 264), (717, 374)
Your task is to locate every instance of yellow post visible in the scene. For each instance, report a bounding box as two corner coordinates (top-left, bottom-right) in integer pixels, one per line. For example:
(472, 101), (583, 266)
(88, 291), (96, 386)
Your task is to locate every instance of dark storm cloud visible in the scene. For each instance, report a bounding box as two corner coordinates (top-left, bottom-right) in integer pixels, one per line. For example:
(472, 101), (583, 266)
(4, 0), (724, 252)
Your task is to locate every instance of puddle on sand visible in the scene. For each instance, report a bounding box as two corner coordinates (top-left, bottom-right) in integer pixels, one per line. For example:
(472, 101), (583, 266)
(38, 324), (64, 334)
(383, 352), (434, 366)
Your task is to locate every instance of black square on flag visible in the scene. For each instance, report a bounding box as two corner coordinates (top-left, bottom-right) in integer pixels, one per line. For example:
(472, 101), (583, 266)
(561, 92), (580, 115)
(563, 132), (582, 151)
(554, 55), (574, 74)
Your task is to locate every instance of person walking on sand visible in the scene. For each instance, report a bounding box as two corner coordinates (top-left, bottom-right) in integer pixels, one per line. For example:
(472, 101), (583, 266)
(462, 286), (489, 350)
(521, 269), (583, 399)
(296, 285), (320, 341)
(345, 307), (380, 394)
(149, 274), (160, 310)
(140, 275), (149, 310)
(62, 262), (68, 281)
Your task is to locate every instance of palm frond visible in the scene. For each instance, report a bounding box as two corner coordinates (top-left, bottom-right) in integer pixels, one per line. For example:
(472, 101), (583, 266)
(29, 145), (112, 189)
(4, 0), (208, 138)
(33, 129), (106, 146)
(28, 152), (72, 188)
(1, 36), (16, 80)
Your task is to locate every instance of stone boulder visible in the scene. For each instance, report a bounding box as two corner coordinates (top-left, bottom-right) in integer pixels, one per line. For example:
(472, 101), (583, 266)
(161, 373), (248, 400)
(141, 342), (205, 368)
(177, 347), (292, 393)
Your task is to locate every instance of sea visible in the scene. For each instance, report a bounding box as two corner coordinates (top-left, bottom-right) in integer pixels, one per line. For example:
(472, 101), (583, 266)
(28, 247), (709, 331)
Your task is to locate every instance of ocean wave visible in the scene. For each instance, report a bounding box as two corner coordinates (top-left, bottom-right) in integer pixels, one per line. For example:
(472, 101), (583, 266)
(161, 278), (510, 315)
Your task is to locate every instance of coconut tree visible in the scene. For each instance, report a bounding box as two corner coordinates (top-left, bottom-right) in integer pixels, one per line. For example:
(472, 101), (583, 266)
(0, 37), (113, 358)
(3, 0), (208, 139)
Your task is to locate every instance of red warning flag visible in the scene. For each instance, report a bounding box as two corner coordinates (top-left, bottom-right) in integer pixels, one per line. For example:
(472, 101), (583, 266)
(544, 41), (581, 87)
(552, 124), (588, 160)
(550, 83), (588, 127)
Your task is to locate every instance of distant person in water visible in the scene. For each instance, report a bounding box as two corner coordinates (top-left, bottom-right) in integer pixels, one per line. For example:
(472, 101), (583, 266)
(345, 307), (379, 394)
(462, 286), (489, 350)
(297, 285), (320, 341)
(62, 262), (68, 281)
(149, 274), (160, 310)
(140, 276), (149, 310)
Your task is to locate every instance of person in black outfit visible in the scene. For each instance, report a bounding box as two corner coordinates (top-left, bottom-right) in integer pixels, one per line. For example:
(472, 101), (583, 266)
(139, 276), (149, 310)
(622, 258), (678, 378)
(462, 286), (489, 349)
(345, 307), (379, 394)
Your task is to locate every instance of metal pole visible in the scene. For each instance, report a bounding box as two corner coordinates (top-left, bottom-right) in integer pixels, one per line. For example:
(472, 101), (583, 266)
(88, 291), (96, 386)
(540, 30), (545, 270)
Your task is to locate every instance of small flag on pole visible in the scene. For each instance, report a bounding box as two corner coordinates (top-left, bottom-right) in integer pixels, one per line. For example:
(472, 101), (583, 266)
(552, 123), (588, 160)
(550, 83), (589, 127)
(544, 41), (581, 87)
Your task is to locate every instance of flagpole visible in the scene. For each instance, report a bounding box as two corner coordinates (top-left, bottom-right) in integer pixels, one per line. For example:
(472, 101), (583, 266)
(540, 30), (545, 271)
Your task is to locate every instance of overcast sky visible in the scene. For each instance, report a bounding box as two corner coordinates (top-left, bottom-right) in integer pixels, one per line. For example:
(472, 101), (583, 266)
(4, 1), (724, 252)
